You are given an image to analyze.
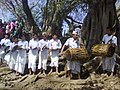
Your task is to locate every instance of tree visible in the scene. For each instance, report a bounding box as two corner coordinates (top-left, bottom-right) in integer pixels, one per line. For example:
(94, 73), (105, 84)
(42, 0), (83, 37)
(82, 0), (120, 54)
(0, 0), (41, 33)
(22, 0), (40, 33)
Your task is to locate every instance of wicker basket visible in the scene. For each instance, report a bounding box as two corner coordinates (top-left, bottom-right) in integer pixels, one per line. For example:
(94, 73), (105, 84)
(64, 48), (89, 64)
(91, 44), (115, 57)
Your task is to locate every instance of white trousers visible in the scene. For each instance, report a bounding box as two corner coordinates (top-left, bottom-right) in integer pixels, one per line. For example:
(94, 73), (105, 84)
(38, 50), (48, 70)
(28, 49), (38, 72)
(49, 50), (59, 67)
(102, 54), (116, 72)
(67, 60), (81, 74)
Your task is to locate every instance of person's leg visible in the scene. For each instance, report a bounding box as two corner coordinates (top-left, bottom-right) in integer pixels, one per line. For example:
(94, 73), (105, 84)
(42, 60), (47, 75)
(67, 70), (71, 79)
(56, 66), (58, 73)
(77, 72), (80, 79)
(38, 52), (42, 74)
(49, 67), (53, 74)
(29, 68), (32, 75)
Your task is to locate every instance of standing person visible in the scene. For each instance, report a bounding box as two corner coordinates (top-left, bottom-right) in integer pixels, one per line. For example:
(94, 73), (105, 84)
(0, 33), (11, 64)
(10, 20), (16, 33)
(60, 31), (81, 79)
(38, 32), (49, 75)
(9, 36), (18, 71)
(49, 34), (62, 74)
(28, 33), (39, 75)
(15, 34), (28, 76)
(102, 27), (117, 76)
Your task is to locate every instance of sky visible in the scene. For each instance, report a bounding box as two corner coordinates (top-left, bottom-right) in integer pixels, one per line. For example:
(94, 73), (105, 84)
(0, 0), (120, 22)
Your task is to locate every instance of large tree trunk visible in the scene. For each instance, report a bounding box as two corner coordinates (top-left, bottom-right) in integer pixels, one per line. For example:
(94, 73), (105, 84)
(82, 0), (120, 54)
(22, 0), (40, 34)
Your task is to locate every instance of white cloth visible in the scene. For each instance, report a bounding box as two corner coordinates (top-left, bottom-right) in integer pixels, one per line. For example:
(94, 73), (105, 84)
(64, 37), (81, 73)
(28, 39), (39, 72)
(15, 40), (28, 74)
(4, 42), (12, 65)
(9, 42), (18, 70)
(0, 38), (11, 60)
(102, 54), (116, 72)
(49, 39), (62, 67)
(38, 39), (49, 70)
(64, 38), (80, 48)
(0, 38), (11, 46)
(102, 34), (117, 72)
(102, 34), (117, 45)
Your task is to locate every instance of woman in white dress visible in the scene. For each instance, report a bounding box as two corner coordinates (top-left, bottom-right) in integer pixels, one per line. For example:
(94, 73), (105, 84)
(28, 34), (39, 75)
(15, 34), (28, 75)
(38, 32), (49, 75)
(49, 34), (62, 74)
(9, 36), (18, 71)
(0, 33), (11, 64)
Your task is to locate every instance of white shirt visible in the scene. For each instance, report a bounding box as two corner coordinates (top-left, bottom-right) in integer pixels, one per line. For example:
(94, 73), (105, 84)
(64, 38), (80, 48)
(18, 40), (28, 50)
(102, 34), (117, 46)
(29, 39), (39, 49)
(10, 42), (18, 50)
(49, 39), (62, 57)
(0, 38), (11, 47)
(39, 39), (49, 51)
(49, 39), (62, 50)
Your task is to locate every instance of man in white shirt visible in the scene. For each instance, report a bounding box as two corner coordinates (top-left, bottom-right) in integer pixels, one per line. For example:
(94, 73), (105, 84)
(28, 34), (39, 75)
(60, 31), (81, 79)
(38, 32), (49, 75)
(49, 34), (62, 74)
(102, 27), (117, 76)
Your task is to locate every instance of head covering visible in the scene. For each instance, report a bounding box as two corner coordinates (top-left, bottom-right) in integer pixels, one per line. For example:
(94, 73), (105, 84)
(42, 32), (47, 36)
(72, 31), (78, 35)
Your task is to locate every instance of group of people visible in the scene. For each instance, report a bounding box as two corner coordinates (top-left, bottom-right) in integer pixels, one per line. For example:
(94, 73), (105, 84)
(0, 24), (118, 79)
(0, 32), (62, 76)
(0, 19), (24, 41)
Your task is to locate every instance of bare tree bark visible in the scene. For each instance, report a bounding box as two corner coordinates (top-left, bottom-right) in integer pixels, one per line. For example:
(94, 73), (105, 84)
(82, 0), (120, 54)
(22, 0), (40, 34)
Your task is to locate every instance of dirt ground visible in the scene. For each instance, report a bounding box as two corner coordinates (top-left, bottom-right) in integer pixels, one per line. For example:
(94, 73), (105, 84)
(0, 64), (120, 90)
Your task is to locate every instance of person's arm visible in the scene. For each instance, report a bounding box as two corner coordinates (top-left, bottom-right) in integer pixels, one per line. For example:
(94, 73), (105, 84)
(57, 40), (62, 50)
(60, 44), (66, 56)
(102, 35), (105, 44)
(111, 36), (117, 47)
(60, 39), (69, 55)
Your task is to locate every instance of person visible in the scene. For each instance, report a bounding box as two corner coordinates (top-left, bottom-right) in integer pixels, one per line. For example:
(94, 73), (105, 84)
(10, 20), (16, 33)
(0, 33), (11, 64)
(102, 27), (117, 76)
(14, 34), (28, 76)
(49, 34), (62, 74)
(60, 31), (81, 79)
(38, 32), (49, 75)
(28, 33), (39, 75)
(9, 36), (18, 71)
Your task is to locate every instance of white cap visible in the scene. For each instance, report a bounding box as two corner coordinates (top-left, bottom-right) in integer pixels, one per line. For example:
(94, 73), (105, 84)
(42, 32), (47, 36)
(72, 31), (78, 35)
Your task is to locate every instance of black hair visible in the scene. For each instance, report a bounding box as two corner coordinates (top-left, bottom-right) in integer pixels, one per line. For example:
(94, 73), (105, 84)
(106, 26), (115, 32)
(5, 33), (10, 38)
